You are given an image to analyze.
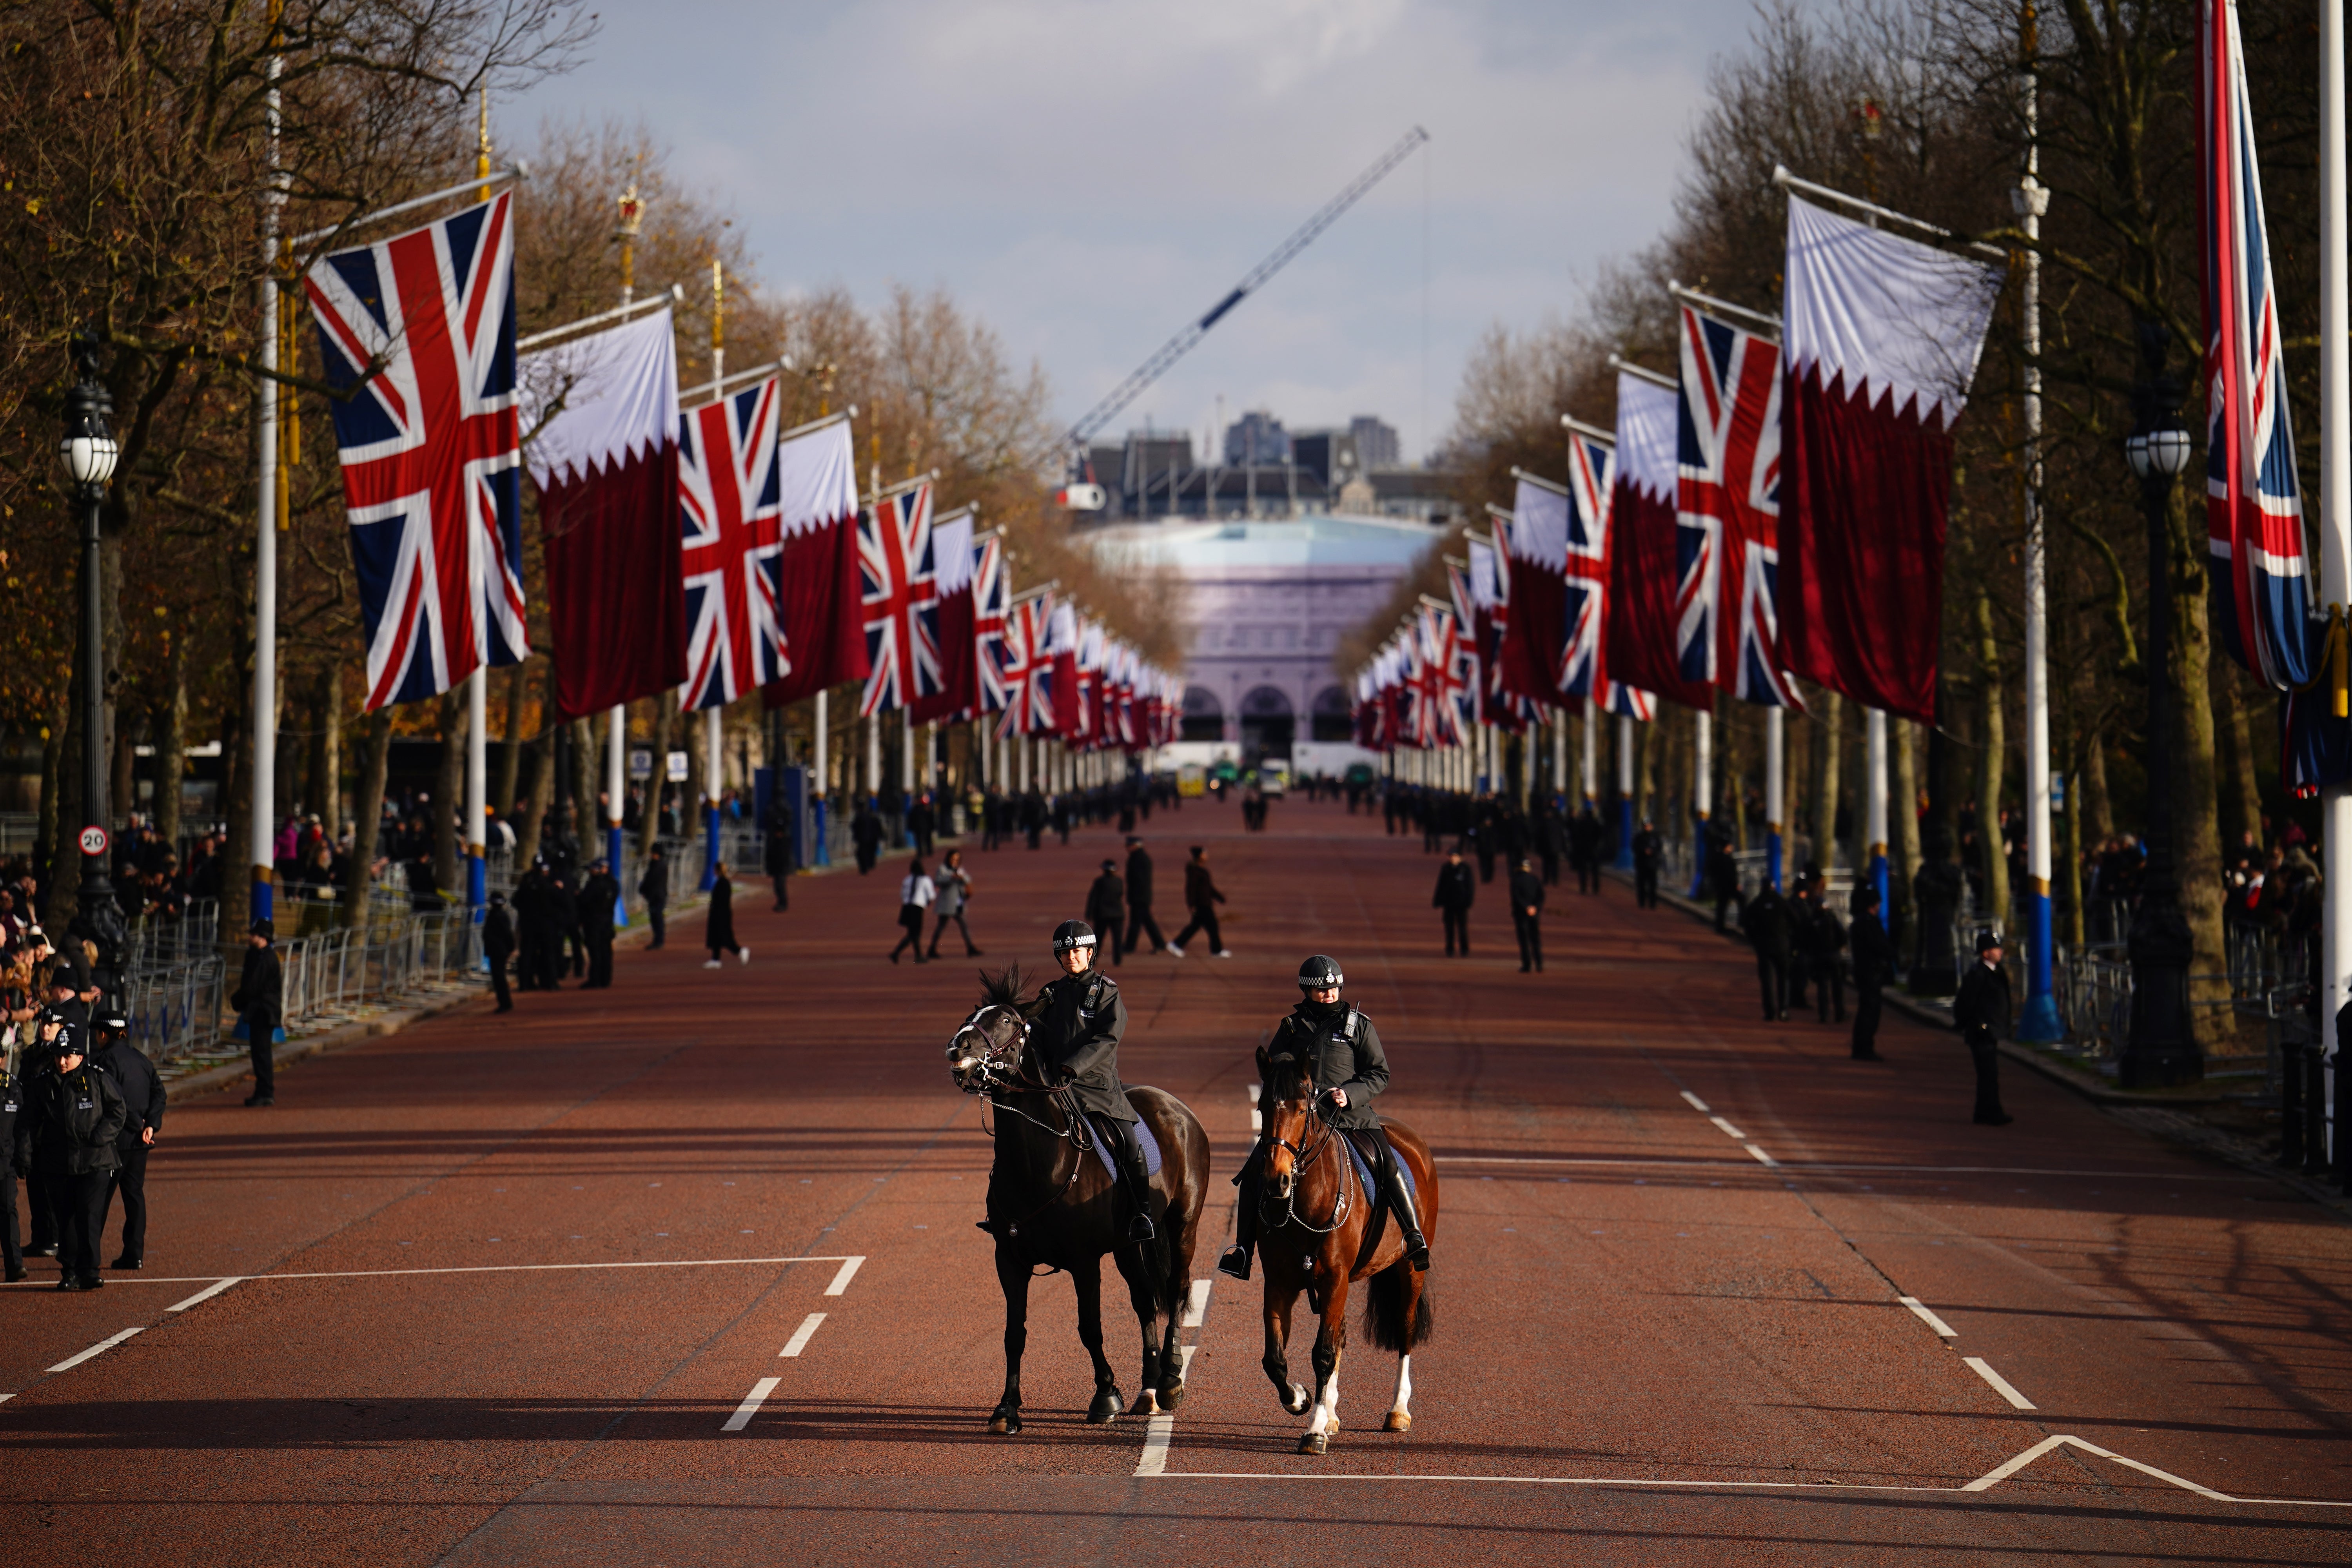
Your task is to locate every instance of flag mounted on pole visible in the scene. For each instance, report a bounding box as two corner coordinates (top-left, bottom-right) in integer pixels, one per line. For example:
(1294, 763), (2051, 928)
(2201, 0), (2315, 689)
(762, 413), (869, 707)
(998, 589), (1056, 739)
(522, 305), (683, 721)
(1605, 368), (1712, 711)
(910, 506), (977, 723)
(1557, 434), (1654, 719)
(678, 373), (787, 711)
(307, 191), (526, 710)
(1778, 191), (2003, 722)
(971, 530), (1010, 716)
(857, 475), (938, 716)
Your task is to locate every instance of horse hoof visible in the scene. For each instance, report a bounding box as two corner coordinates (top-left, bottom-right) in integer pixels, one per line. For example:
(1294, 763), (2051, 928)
(987, 1407), (1023, 1436)
(1155, 1381), (1185, 1413)
(1283, 1384), (1311, 1415)
(1384, 1412), (1412, 1433)
(1130, 1390), (1159, 1417)
(1298, 1430), (1330, 1456)
(1087, 1387), (1124, 1425)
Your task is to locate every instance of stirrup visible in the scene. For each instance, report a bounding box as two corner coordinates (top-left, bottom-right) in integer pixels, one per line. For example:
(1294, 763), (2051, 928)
(1216, 1244), (1252, 1281)
(1129, 1213), (1158, 1243)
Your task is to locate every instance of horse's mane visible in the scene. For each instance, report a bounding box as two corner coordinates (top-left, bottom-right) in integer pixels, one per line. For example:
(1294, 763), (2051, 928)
(1265, 1051), (1314, 1099)
(978, 965), (1029, 1011)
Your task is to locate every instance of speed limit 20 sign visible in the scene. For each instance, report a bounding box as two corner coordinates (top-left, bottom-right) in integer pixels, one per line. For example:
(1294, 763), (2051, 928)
(78, 826), (108, 857)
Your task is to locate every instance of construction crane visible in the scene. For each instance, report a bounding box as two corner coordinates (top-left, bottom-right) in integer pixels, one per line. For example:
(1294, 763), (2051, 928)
(1056, 125), (1430, 510)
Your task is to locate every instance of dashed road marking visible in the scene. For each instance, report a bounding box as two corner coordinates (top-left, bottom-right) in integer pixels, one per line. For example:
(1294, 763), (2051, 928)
(1744, 1145), (1779, 1168)
(1708, 1116), (1749, 1141)
(1183, 1278), (1211, 1328)
(49, 1327), (143, 1374)
(823, 1256), (866, 1296)
(779, 1312), (826, 1357)
(1135, 1344), (1198, 1477)
(167, 1278), (243, 1312)
(1898, 1296), (1959, 1338)
(1679, 1091), (1712, 1114)
(722, 1377), (781, 1432)
(1964, 1357), (2036, 1410)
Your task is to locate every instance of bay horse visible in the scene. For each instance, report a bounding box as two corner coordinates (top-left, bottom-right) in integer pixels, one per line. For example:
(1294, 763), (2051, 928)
(1254, 1042), (1439, 1455)
(946, 967), (1210, 1433)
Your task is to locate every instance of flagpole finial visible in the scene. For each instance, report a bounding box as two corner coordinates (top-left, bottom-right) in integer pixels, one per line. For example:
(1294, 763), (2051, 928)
(614, 168), (645, 307)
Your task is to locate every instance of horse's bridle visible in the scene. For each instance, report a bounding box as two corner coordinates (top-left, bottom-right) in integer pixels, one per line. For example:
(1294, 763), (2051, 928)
(1260, 1089), (1350, 1235)
(947, 1000), (1099, 1244)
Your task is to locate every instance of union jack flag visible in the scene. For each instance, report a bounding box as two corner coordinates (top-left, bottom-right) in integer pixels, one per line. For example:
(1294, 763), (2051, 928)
(972, 530), (1009, 713)
(1675, 303), (1802, 708)
(858, 477), (938, 716)
(1555, 435), (1655, 720)
(2203, 0), (2314, 688)
(997, 590), (1056, 739)
(307, 192), (526, 710)
(679, 376), (786, 710)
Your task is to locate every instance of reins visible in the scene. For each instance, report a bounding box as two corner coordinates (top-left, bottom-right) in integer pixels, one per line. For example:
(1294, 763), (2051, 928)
(1261, 1096), (1352, 1236)
(953, 1002), (1103, 1246)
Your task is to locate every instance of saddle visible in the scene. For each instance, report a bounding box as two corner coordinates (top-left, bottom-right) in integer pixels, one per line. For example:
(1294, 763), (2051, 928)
(1086, 1099), (1164, 1181)
(1343, 1130), (1416, 1274)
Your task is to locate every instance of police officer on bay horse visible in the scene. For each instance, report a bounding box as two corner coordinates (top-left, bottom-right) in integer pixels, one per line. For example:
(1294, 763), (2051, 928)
(1220, 955), (1430, 1280)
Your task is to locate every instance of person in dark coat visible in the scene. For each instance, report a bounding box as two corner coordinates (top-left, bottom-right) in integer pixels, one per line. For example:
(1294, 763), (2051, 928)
(705, 862), (746, 967)
(1741, 884), (1796, 1021)
(1084, 859), (1128, 966)
(554, 867), (586, 980)
(92, 1010), (160, 1270)
(1169, 845), (1230, 958)
(907, 793), (937, 858)
(1631, 820), (1663, 909)
(1220, 954), (1427, 1280)
(1123, 837), (1166, 956)
(0, 1044), (23, 1281)
(765, 801), (793, 911)
(232, 919), (283, 1105)
(1951, 930), (2014, 1125)
(851, 803), (885, 873)
(1806, 893), (1847, 1023)
(1432, 849), (1476, 956)
(1786, 878), (1819, 1013)
(512, 861), (557, 990)
(1508, 856), (1546, 973)
(579, 858), (621, 989)
(1568, 808), (1605, 894)
(637, 846), (668, 951)
(481, 892), (516, 1012)
(22, 1024), (124, 1289)
(1848, 884), (1894, 1060)
(1707, 835), (1743, 931)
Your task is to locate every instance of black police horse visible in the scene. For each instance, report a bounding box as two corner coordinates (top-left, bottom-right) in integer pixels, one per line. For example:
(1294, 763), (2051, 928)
(947, 967), (1210, 1433)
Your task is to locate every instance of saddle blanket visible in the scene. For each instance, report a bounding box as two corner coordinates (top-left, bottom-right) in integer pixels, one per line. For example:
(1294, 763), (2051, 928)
(1089, 1105), (1164, 1181)
(1343, 1132), (1417, 1205)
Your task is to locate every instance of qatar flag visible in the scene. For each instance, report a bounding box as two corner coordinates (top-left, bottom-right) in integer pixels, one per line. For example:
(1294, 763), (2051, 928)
(1491, 475), (1567, 711)
(1606, 368), (1712, 711)
(522, 307), (682, 721)
(762, 413), (871, 706)
(1778, 194), (2002, 721)
(909, 506), (977, 723)
(1048, 601), (1085, 740)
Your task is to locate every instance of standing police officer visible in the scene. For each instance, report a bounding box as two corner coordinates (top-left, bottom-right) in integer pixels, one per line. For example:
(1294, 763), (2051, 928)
(579, 857), (621, 989)
(1027, 920), (1157, 1241)
(1432, 849), (1475, 956)
(1631, 820), (1663, 909)
(1219, 956), (1428, 1280)
(0, 1033), (23, 1282)
(1953, 929), (2014, 1125)
(22, 1021), (123, 1290)
(1508, 856), (1546, 973)
(92, 1010), (161, 1270)
(1848, 884), (1893, 1061)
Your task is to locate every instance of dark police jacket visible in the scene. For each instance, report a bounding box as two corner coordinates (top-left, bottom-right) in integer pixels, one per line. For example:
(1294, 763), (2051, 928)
(1741, 888), (1795, 960)
(94, 1039), (163, 1152)
(1032, 969), (1135, 1123)
(1125, 847), (1155, 908)
(1953, 959), (2012, 1045)
(1084, 871), (1126, 929)
(0, 1068), (18, 1178)
(1268, 1002), (1390, 1131)
(1507, 867), (1544, 917)
(1432, 862), (1475, 911)
(481, 904), (517, 961)
(578, 872), (621, 940)
(24, 1060), (125, 1176)
(1849, 911), (1895, 982)
(1631, 829), (1662, 869)
(232, 943), (284, 1028)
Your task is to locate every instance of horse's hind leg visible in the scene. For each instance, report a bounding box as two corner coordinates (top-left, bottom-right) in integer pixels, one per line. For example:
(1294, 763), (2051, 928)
(1386, 1269), (1424, 1433)
(1263, 1282), (1310, 1415)
(1116, 1247), (1171, 1417)
(1074, 1254), (1123, 1423)
(989, 1246), (1030, 1434)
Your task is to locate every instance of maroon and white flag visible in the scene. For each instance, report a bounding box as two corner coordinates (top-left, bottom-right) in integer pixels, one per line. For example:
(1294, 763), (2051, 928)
(762, 413), (871, 706)
(909, 505), (977, 724)
(1777, 195), (2002, 722)
(522, 307), (684, 721)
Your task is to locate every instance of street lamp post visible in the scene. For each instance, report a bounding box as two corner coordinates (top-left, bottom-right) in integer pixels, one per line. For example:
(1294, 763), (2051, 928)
(60, 330), (125, 998)
(2121, 326), (2201, 1089)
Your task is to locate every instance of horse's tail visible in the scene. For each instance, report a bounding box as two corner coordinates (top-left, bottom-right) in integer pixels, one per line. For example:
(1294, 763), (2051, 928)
(1363, 1263), (1435, 1352)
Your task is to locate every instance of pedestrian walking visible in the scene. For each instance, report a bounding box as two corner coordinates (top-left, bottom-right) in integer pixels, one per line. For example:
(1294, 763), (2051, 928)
(1568, 807), (1604, 894)
(889, 857), (935, 964)
(704, 862), (748, 968)
(92, 1010), (160, 1271)
(482, 892), (516, 1013)
(852, 801), (884, 873)
(1848, 884), (1893, 1060)
(1168, 845), (1231, 958)
(1085, 859), (1128, 966)
(1707, 834), (1742, 932)
(1122, 836), (1166, 956)
(232, 919), (283, 1105)
(1741, 883), (1795, 1021)
(21, 1022), (123, 1290)
(1806, 892), (1847, 1023)
(638, 846), (669, 951)
(1632, 820), (1662, 909)
(927, 849), (982, 958)
(1952, 930), (2014, 1125)
(1508, 857), (1545, 973)
(767, 799), (793, 911)
(1432, 849), (1476, 956)
(579, 857), (621, 989)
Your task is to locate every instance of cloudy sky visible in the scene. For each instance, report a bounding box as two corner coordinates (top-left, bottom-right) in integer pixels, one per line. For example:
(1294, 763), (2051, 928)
(512, 0), (1776, 466)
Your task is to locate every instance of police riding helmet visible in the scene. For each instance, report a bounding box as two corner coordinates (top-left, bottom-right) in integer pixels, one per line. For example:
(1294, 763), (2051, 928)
(1298, 955), (1344, 992)
(1052, 920), (1098, 953)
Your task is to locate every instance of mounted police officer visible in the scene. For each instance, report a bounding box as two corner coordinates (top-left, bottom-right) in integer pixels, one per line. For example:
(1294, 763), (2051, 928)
(1218, 956), (1428, 1281)
(1029, 919), (1157, 1242)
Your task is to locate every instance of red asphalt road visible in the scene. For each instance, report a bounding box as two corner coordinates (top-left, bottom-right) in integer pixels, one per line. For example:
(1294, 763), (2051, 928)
(0, 798), (2345, 1564)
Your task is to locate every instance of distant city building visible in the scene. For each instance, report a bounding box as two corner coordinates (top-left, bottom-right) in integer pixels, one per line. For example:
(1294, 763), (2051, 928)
(1350, 415), (1401, 471)
(1075, 410), (1461, 526)
(1224, 409), (1289, 467)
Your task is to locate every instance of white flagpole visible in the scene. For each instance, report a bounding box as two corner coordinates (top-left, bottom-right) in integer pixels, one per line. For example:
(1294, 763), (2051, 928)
(251, 35), (283, 928)
(1613, 713), (1635, 869)
(464, 97), (492, 925)
(2321, 0), (2350, 1160)
(1866, 708), (1890, 910)
(1689, 709), (1712, 896)
(1581, 696), (1597, 802)
(2017, 33), (2062, 1043)
(1551, 719), (1567, 808)
(1765, 707), (1786, 891)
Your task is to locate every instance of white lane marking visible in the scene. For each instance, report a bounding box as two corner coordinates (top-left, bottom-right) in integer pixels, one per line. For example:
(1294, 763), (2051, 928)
(1679, 1091), (1712, 1114)
(167, 1278), (243, 1313)
(1963, 1357), (2036, 1410)
(1744, 1145), (1779, 1168)
(1708, 1116), (1748, 1141)
(1962, 1434), (2229, 1499)
(721, 1377), (781, 1432)
(1432, 1158), (2245, 1179)
(0, 1394), (13, 1406)
(779, 1312), (826, 1357)
(823, 1256), (866, 1296)
(1183, 1278), (1211, 1328)
(48, 1326), (144, 1374)
(1134, 1345), (1197, 1477)
(12, 1255), (864, 1288)
(1898, 1296), (1958, 1338)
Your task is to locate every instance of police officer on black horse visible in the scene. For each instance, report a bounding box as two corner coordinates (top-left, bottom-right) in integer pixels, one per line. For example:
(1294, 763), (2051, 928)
(1220, 955), (1429, 1280)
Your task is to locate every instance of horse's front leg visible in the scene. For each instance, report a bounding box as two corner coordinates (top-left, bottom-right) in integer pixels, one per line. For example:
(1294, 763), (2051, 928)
(1262, 1273), (1310, 1415)
(1298, 1276), (1350, 1455)
(1117, 1249), (1174, 1417)
(1074, 1253), (1123, 1423)
(990, 1245), (1031, 1434)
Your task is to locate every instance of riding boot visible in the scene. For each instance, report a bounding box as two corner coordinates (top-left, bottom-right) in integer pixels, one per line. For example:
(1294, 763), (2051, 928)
(1106, 1118), (1157, 1243)
(1377, 1144), (1431, 1272)
(1218, 1140), (1266, 1279)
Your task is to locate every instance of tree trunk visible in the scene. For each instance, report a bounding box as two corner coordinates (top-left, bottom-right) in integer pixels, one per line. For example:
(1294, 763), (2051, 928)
(1808, 691), (1843, 876)
(322, 663), (345, 833)
(2214, 670), (2261, 854)
(432, 690), (466, 902)
(156, 637), (186, 855)
(35, 695), (66, 909)
(1892, 717), (1921, 952)
(46, 653), (84, 933)
(1723, 707), (1748, 849)
(111, 714), (135, 837)
(642, 690), (676, 857)
(2082, 720), (2113, 844)
(495, 661), (527, 816)
(571, 716), (597, 831)
(1973, 588), (2009, 933)
(343, 708), (393, 927)
(2162, 482), (2230, 1050)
